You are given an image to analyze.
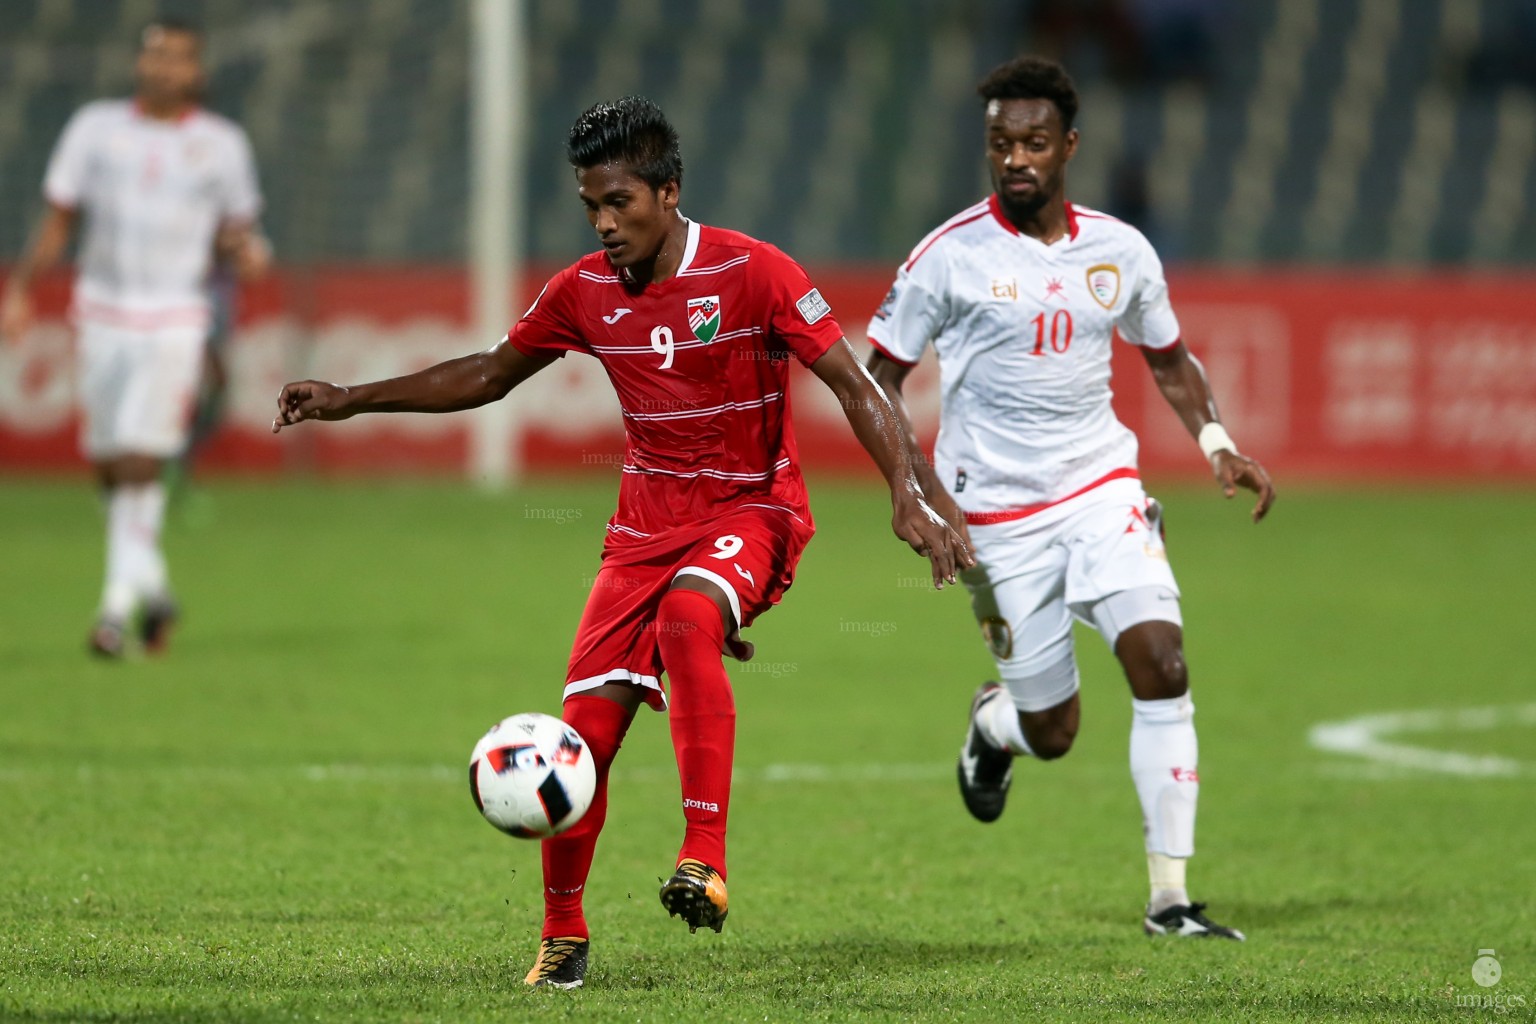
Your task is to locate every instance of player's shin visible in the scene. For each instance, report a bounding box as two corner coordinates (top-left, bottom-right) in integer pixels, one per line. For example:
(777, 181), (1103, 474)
(99, 481), (169, 620)
(656, 589), (734, 876)
(1130, 694), (1198, 912)
(539, 694), (632, 940)
(101, 487), (139, 622)
(132, 480), (171, 600)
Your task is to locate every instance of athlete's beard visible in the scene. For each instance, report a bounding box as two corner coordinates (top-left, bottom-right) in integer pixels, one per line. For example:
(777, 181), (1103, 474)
(138, 79), (197, 110)
(996, 186), (1051, 224)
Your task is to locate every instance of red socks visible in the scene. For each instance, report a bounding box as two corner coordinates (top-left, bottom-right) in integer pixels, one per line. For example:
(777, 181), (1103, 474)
(656, 588), (736, 878)
(539, 694), (632, 939)
(539, 587), (735, 940)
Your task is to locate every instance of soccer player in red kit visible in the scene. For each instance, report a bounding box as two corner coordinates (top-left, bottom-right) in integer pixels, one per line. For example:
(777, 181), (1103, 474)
(272, 96), (970, 989)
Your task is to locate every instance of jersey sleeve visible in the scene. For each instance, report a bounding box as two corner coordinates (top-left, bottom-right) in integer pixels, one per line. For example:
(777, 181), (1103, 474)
(42, 106), (96, 209)
(1116, 235), (1181, 350)
(754, 244), (845, 367)
(864, 254), (948, 366)
(219, 126), (264, 224)
(506, 265), (587, 358)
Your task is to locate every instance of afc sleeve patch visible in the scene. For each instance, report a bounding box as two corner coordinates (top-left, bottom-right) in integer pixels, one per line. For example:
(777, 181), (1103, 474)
(873, 284), (899, 320)
(795, 287), (832, 325)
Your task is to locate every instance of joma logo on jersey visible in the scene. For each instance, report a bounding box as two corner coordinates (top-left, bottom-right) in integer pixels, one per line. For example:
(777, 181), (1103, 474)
(687, 296), (721, 343)
(1086, 264), (1121, 309)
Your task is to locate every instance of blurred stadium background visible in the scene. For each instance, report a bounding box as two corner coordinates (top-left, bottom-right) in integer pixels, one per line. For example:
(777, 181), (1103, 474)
(3, 0), (1534, 484)
(3, 5), (1534, 1019)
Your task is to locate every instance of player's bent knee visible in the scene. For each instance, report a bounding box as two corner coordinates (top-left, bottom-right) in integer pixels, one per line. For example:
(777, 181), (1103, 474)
(1003, 658), (1080, 760)
(668, 573), (738, 631)
(1022, 713), (1077, 760)
(1117, 624), (1189, 700)
(657, 587), (724, 638)
(114, 453), (164, 485)
(1127, 652), (1188, 701)
(1150, 649), (1189, 695)
(999, 651), (1080, 721)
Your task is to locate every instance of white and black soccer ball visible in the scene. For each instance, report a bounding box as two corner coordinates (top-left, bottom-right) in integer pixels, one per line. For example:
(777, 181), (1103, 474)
(468, 713), (596, 838)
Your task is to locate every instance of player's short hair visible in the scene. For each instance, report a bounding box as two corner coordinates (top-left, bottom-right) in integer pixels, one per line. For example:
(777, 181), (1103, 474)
(977, 57), (1079, 132)
(142, 16), (204, 52)
(566, 96), (684, 190)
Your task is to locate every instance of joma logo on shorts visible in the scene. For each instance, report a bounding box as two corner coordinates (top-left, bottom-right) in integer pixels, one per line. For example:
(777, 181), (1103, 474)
(683, 798), (720, 813)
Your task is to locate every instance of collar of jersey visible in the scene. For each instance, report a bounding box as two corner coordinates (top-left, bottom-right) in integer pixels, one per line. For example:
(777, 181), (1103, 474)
(617, 217), (701, 285)
(131, 97), (199, 126)
(987, 193), (1080, 249)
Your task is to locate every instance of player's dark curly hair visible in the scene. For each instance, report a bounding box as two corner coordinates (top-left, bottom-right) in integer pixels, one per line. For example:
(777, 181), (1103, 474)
(976, 57), (1079, 131)
(566, 96), (684, 190)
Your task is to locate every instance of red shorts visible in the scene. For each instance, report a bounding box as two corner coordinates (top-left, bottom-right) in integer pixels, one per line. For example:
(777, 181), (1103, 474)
(563, 504), (815, 710)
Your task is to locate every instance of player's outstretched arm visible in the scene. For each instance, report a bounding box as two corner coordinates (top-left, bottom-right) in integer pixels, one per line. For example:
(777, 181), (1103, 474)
(272, 338), (555, 433)
(866, 349), (972, 550)
(1, 203), (78, 343)
(1141, 342), (1276, 522)
(810, 338), (975, 588)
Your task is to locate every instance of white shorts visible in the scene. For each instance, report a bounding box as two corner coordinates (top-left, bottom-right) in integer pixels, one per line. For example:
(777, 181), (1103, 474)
(77, 321), (205, 459)
(961, 476), (1182, 712)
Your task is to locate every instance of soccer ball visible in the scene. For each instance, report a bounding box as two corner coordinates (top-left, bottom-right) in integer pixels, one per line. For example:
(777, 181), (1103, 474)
(468, 713), (596, 838)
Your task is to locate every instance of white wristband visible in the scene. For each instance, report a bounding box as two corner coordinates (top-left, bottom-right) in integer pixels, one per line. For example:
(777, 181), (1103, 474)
(1198, 422), (1237, 460)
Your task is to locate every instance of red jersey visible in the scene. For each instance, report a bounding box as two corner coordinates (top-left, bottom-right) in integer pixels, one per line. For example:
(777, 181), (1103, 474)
(507, 220), (844, 543)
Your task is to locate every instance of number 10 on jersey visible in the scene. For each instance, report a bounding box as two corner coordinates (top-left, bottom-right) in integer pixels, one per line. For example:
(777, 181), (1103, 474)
(1028, 310), (1073, 356)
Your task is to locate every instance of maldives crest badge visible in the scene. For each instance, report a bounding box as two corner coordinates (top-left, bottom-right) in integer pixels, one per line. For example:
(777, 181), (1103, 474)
(1085, 264), (1121, 310)
(687, 295), (722, 343)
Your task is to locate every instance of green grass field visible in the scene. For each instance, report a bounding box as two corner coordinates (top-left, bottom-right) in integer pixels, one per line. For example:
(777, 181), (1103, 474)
(2, 475), (1532, 1023)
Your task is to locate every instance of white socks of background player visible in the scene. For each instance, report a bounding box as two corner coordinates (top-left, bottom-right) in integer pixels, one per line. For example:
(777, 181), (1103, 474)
(101, 482), (169, 622)
(978, 690), (1035, 756)
(1131, 694), (1198, 913)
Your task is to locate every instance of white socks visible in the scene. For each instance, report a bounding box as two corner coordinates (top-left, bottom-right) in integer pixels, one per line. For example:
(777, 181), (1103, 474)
(1147, 853), (1188, 914)
(1131, 694), (1198, 910)
(976, 687), (1201, 911)
(979, 690), (1034, 757)
(100, 482), (169, 622)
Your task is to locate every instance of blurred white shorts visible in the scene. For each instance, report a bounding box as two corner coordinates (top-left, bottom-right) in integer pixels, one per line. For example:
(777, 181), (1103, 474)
(960, 477), (1182, 711)
(77, 321), (205, 460)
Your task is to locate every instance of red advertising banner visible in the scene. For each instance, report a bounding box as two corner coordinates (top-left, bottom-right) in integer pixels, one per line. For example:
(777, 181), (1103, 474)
(3, 267), (1534, 480)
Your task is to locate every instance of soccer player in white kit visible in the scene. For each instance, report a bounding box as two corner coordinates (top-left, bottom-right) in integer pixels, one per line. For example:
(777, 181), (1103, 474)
(1, 18), (266, 657)
(867, 57), (1275, 940)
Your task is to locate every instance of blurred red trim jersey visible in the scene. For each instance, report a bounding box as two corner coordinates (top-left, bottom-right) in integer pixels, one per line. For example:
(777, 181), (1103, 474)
(507, 220), (844, 543)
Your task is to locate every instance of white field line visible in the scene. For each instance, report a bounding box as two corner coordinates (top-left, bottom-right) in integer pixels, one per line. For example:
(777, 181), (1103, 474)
(1308, 702), (1536, 777)
(306, 762), (955, 784)
(0, 762), (955, 785)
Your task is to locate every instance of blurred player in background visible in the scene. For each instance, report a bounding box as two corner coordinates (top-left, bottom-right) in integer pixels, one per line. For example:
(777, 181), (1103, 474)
(867, 57), (1275, 940)
(0, 17), (268, 657)
(272, 97), (970, 989)
(165, 255), (254, 507)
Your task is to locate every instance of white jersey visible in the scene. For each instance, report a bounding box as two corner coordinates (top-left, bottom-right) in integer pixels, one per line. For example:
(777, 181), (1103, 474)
(43, 99), (262, 328)
(867, 195), (1180, 518)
